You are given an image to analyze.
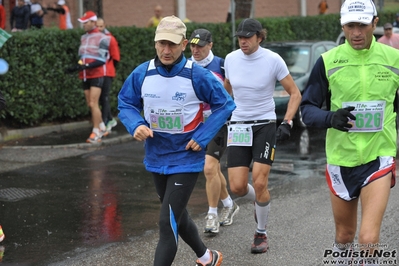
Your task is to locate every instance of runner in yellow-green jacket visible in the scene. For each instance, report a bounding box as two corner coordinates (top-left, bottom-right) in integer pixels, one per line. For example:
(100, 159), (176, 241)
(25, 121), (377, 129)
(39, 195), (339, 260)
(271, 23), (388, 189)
(300, 0), (399, 265)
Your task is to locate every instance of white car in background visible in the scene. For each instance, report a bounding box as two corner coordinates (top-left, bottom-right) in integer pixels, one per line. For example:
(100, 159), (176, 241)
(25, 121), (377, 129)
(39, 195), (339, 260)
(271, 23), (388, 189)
(336, 26), (399, 45)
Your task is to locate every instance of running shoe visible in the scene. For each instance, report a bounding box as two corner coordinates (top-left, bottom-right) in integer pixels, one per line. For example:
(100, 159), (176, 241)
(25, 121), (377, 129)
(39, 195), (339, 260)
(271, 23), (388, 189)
(0, 225), (4, 242)
(220, 201), (239, 226)
(204, 213), (219, 234)
(86, 132), (102, 143)
(106, 118), (117, 132)
(251, 232), (269, 253)
(100, 129), (109, 138)
(195, 250), (223, 266)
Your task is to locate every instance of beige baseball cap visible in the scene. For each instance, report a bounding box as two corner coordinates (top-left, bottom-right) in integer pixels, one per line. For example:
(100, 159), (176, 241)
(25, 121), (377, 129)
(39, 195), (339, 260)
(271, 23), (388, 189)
(154, 15), (186, 44)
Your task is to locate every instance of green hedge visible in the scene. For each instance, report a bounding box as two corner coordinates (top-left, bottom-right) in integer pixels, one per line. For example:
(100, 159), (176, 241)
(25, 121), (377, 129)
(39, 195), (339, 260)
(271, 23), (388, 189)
(0, 11), (397, 127)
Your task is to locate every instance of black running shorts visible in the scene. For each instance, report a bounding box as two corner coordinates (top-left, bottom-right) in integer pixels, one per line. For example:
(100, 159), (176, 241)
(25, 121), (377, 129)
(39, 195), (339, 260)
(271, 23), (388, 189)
(82, 77), (105, 90)
(227, 122), (276, 167)
(206, 124), (227, 161)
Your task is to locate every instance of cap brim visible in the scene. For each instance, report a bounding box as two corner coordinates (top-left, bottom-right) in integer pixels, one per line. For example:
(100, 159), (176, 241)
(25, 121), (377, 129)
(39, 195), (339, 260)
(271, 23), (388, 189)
(340, 15), (373, 26)
(78, 16), (97, 23)
(235, 31), (256, 37)
(154, 33), (183, 44)
(188, 38), (208, 46)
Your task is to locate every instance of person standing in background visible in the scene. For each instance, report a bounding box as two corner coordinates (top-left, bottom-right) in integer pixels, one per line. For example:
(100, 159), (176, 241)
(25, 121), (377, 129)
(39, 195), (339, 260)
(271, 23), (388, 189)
(29, 0), (46, 29)
(318, 0), (328, 15)
(66, 11), (110, 143)
(10, 0), (30, 32)
(47, 0), (72, 30)
(96, 17), (120, 133)
(0, 1), (5, 30)
(147, 4), (163, 28)
(378, 22), (399, 49)
(188, 28), (239, 235)
(392, 13), (399, 28)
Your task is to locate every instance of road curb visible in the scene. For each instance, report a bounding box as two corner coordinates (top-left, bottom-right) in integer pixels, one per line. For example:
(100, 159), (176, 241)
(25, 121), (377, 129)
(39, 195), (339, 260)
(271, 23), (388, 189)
(0, 120), (134, 149)
(0, 134), (133, 149)
(0, 121), (92, 142)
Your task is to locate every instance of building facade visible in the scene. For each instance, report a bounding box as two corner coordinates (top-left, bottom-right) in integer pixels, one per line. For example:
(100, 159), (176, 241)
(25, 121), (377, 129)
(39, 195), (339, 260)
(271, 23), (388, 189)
(2, 0), (341, 31)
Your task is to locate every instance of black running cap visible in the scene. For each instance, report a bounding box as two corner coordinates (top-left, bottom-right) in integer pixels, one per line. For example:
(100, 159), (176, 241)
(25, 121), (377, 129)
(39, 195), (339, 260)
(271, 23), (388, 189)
(189, 29), (212, 46)
(235, 18), (262, 37)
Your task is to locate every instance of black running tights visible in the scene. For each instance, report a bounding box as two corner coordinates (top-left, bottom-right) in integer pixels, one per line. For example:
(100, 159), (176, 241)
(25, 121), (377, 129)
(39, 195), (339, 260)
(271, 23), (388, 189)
(152, 172), (207, 266)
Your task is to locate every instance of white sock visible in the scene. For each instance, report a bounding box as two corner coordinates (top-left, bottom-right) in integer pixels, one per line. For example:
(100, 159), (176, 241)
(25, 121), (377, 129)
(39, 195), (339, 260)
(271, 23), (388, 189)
(93, 128), (100, 135)
(99, 122), (106, 131)
(208, 207), (218, 216)
(255, 201), (270, 234)
(198, 249), (211, 264)
(221, 195), (233, 208)
(242, 184), (256, 201)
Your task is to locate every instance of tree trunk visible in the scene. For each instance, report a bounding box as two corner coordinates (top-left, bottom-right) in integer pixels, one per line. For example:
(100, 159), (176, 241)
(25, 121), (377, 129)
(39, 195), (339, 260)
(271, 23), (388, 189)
(235, 0), (252, 19)
(83, 0), (103, 18)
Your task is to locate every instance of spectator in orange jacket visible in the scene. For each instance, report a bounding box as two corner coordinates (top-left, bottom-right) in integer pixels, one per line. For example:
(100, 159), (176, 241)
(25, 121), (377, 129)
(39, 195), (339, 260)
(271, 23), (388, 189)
(46, 0), (73, 30)
(318, 0), (328, 15)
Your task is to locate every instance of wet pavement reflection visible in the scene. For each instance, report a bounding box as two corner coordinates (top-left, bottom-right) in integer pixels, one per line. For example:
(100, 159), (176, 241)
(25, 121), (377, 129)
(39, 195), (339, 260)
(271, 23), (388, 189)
(0, 126), (327, 265)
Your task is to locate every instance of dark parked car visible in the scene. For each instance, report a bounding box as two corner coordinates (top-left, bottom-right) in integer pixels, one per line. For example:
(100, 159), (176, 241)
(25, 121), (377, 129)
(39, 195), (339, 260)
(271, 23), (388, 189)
(262, 40), (336, 127)
(336, 26), (399, 45)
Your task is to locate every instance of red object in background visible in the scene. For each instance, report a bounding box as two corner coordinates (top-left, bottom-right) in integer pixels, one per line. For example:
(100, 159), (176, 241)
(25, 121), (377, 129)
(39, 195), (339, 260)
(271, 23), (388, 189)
(9, 0), (16, 14)
(0, 4), (5, 29)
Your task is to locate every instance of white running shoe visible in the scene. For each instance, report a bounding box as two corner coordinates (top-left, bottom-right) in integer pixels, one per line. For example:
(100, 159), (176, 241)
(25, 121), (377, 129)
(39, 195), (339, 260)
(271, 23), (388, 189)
(220, 201), (239, 226)
(204, 213), (219, 234)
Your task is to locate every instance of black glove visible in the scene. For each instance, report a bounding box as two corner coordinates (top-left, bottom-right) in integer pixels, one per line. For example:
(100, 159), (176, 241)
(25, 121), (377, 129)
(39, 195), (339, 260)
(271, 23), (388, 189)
(276, 123), (291, 141)
(330, 106), (356, 132)
(65, 64), (86, 73)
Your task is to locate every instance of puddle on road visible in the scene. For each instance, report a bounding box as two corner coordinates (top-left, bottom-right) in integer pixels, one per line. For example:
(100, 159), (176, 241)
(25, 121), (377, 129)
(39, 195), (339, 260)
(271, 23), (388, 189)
(0, 128), (329, 265)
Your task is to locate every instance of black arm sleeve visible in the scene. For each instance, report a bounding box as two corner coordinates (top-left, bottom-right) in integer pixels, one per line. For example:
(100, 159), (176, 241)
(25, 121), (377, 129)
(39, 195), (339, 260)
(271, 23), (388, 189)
(300, 56), (334, 128)
(85, 60), (105, 69)
(46, 7), (65, 14)
(113, 60), (119, 69)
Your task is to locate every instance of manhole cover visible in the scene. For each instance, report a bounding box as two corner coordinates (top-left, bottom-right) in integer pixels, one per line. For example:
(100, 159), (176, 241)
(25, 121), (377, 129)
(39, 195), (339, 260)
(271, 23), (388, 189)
(0, 187), (49, 202)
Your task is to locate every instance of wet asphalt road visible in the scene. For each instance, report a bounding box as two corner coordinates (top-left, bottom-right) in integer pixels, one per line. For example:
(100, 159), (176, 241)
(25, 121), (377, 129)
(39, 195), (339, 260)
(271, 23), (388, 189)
(0, 125), (398, 266)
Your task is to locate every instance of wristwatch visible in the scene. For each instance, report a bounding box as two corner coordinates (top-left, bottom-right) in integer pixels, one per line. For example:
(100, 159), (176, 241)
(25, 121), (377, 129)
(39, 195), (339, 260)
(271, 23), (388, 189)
(282, 119), (293, 128)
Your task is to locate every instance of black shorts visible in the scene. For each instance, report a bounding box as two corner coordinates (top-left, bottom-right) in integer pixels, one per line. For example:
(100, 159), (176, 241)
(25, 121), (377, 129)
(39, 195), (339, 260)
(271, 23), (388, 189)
(206, 124), (227, 161)
(82, 77), (105, 90)
(227, 122), (276, 167)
